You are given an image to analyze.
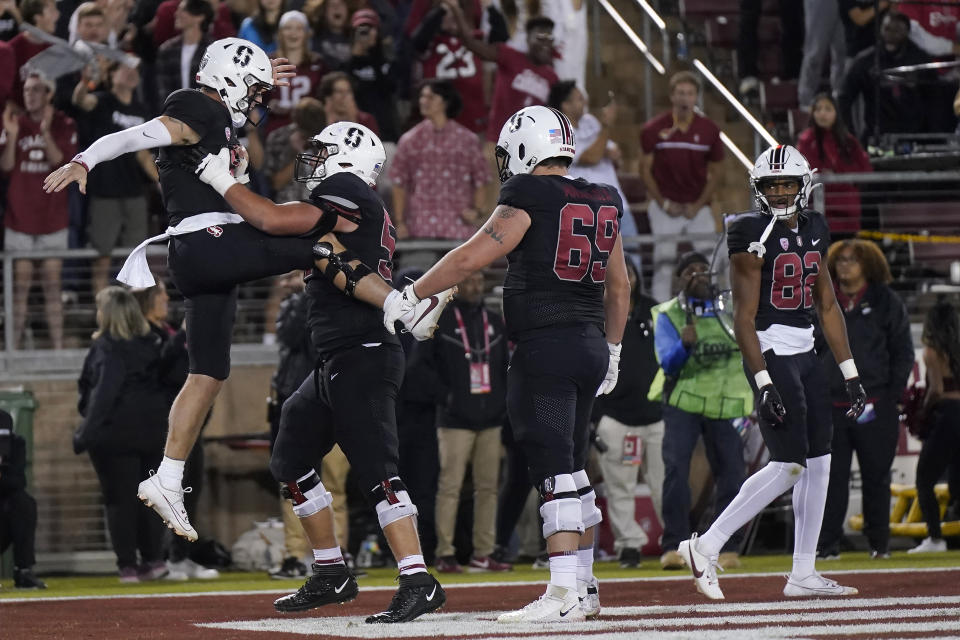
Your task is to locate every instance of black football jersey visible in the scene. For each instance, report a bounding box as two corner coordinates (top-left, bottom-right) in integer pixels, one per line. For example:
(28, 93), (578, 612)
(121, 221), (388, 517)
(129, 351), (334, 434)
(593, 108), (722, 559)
(727, 210), (831, 331)
(305, 172), (400, 357)
(157, 89), (241, 222)
(498, 173), (623, 337)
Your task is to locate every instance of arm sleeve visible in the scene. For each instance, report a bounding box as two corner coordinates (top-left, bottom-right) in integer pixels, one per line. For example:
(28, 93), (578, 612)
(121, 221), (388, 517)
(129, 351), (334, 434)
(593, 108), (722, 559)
(486, 5), (509, 43)
(886, 289), (916, 394)
(655, 312), (691, 376)
(74, 117), (172, 171)
(410, 6), (444, 53)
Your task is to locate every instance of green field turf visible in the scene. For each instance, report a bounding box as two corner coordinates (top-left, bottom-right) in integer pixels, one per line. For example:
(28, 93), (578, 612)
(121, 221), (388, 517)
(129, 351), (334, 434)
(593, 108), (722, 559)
(3, 551), (960, 600)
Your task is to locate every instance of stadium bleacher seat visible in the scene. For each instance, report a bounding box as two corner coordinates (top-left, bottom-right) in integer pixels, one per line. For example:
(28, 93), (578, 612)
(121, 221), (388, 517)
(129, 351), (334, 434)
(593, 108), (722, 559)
(759, 79), (798, 113)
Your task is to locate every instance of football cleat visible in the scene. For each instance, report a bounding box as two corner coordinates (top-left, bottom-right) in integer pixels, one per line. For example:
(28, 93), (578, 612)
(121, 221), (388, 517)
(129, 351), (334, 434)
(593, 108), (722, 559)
(497, 584), (585, 623)
(399, 287), (456, 341)
(783, 572), (858, 597)
(274, 564), (358, 612)
(137, 473), (197, 541)
(578, 576), (600, 618)
(678, 534), (724, 600)
(365, 572), (445, 623)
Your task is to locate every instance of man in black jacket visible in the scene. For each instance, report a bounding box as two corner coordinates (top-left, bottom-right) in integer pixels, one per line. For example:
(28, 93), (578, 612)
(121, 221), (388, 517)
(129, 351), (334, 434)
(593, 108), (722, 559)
(593, 262), (663, 569)
(0, 411), (47, 589)
(817, 239), (914, 559)
(407, 271), (510, 573)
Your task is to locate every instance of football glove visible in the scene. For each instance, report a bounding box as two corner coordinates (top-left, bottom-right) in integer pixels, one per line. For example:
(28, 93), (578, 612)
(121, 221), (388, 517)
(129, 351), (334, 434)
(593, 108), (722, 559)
(758, 384), (786, 424)
(194, 148), (237, 196)
(844, 377), (867, 420)
(383, 284), (421, 335)
(596, 342), (621, 396)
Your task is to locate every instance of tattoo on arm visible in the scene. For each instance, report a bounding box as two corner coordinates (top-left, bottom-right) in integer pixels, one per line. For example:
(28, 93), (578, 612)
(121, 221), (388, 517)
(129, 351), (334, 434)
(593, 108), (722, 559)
(483, 224), (505, 244)
(494, 205), (520, 220)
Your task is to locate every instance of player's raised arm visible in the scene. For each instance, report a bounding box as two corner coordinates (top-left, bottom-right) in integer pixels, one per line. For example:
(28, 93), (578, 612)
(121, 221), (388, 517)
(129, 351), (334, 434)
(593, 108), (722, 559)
(812, 259), (866, 418)
(42, 115), (198, 194)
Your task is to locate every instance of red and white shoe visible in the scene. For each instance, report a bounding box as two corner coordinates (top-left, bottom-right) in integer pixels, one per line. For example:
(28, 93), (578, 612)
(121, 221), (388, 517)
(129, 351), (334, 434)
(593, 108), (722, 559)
(678, 534), (724, 600)
(466, 555), (512, 572)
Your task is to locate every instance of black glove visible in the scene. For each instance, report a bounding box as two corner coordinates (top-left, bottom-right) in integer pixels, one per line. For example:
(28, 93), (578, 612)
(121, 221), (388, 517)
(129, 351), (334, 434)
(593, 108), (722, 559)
(758, 384), (786, 424)
(845, 377), (867, 420)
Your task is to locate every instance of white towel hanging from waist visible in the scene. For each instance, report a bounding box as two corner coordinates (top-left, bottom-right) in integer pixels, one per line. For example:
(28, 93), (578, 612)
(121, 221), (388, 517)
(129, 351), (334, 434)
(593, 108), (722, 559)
(117, 212), (245, 287)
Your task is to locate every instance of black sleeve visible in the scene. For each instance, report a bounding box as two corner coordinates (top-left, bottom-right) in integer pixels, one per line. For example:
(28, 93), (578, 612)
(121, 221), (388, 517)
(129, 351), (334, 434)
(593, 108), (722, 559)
(885, 287), (915, 396)
(162, 89), (215, 139)
(497, 174), (541, 211)
(309, 172), (370, 227)
(411, 6), (445, 53)
(486, 5), (509, 43)
(726, 214), (762, 256)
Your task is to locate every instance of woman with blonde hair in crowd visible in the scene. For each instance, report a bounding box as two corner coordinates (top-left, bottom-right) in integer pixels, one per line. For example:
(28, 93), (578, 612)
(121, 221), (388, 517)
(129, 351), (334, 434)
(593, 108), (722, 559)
(264, 10), (327, 135)
(75, 286), (172, 582)
(908, 298), (960, 554)
(817, 239), (914, 560)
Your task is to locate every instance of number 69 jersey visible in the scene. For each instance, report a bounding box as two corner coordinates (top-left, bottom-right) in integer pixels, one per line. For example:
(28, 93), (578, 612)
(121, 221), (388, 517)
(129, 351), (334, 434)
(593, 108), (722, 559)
(727, 210), (831, 331)
(497, 173), (623, 337)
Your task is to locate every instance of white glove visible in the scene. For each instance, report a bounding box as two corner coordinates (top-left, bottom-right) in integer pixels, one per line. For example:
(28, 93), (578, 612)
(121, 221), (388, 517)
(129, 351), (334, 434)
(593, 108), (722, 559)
(401, 287), (456, 341)
(195, 148), (237, 196)
(597, 342), (622, 396)
(383, 284), (420, 335)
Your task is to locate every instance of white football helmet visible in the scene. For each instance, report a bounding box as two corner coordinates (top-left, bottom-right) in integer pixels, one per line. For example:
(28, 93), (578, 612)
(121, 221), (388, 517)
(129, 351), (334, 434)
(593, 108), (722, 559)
(495, 105), (576, 182)
(196, 38), (274, 128)
(294, 122), (386, 189)
(750, 144), (814, 219)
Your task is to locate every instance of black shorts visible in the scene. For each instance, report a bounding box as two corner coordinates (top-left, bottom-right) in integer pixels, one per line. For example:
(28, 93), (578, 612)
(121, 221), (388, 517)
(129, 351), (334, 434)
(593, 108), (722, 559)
(270, 343), (404, 498)
(168, 222), (316, 379)
(750, 349), (833, 465)
(506, 324), (608, 486)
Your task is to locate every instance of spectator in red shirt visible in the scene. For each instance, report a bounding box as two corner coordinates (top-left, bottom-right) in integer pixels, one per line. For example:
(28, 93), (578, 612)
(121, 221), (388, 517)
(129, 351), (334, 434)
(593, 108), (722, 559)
(389, 79), (490, 251)
(264, 10), (326, 136)
(0, 72), (76, 349)
(640, 71), (723, 302)
(8, 0), (58, 108)
(796, 93), (872, 238)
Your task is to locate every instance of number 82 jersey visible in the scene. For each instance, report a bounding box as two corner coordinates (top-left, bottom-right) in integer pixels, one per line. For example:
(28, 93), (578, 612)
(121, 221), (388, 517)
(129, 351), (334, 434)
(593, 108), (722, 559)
(727, 210), (831, 331)
(498, 173), (623, 337)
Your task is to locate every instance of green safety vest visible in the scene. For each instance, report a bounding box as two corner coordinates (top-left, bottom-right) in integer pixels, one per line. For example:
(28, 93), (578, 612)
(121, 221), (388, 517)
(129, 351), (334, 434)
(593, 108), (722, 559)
(647, 297), (753, 419)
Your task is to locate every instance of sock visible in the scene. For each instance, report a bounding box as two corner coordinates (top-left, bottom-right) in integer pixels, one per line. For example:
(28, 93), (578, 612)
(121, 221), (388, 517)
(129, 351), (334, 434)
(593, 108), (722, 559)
(792, 454), (830, 577)
(548, 550), (578, 592)
(576, 548), (594, 586)
(398, 554), (427, 576)
(313, 546), (345, 566)
(157, 456), (185, 489)
(698, 460), (804, 558)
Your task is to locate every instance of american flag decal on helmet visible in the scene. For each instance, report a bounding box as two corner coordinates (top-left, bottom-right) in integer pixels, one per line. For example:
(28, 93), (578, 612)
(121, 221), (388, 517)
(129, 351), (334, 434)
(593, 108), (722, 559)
(548, 128), (563, 143)
(547, 107), (574, 146)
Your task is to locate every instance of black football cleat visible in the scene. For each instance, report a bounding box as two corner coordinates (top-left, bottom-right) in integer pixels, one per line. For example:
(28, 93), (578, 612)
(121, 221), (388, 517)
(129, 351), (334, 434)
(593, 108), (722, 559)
(274, 563), (358, 613)
(364, 572), (446, 623)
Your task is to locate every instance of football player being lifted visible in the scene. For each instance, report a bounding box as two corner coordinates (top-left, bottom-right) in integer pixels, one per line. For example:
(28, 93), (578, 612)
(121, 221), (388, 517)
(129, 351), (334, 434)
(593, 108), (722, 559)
(678, 145), (866, 600)
(43, 39), (446, 549)
(193, 121), (453, 623)
(383, 105), (632, 623)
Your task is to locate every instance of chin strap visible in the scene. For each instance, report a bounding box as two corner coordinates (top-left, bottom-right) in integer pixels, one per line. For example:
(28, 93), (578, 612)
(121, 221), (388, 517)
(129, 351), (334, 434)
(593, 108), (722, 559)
(748, 216), (779, 258)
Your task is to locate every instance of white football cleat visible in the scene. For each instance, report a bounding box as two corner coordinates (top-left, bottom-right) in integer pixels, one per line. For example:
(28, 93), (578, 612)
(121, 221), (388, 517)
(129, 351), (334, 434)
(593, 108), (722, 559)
(400, 287), (456, 341)
(168, 558), (220, 580)
(678, 534), (724, 600)
(907, 537), (947, 554)
(497, 584), (585, 623)
(578, 576), (600, 618)
(783, 572), (858, 597)
(137, 473), (198, 541)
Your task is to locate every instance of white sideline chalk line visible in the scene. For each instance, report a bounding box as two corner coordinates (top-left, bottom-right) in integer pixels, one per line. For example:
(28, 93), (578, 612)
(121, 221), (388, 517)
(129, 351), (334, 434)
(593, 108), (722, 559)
(3, 565), (960, 604)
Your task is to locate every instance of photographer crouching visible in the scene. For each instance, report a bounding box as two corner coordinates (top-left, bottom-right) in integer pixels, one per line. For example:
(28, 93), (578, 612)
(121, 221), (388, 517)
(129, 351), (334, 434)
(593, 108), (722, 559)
(0, 409), (46, 589)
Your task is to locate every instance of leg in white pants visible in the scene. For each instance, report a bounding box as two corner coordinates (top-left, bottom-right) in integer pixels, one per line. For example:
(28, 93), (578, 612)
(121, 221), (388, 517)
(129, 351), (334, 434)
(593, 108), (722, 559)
(596, 416), (649, 553)
(640, 419), (665, 525)
(648, 200), (687, 302)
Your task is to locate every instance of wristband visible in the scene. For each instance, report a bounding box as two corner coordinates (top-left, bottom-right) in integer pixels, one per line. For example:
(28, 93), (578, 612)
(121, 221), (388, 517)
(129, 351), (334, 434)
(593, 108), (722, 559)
(70, 154), (90, 172)
(754, 370), (773, 389)
(207, 172), (238, 196)
(838, 359), (859, 380)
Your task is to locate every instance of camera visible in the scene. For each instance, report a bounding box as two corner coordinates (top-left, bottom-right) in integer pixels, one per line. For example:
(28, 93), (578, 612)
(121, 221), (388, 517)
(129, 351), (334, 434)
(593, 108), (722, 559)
(355, 25), (372, 37)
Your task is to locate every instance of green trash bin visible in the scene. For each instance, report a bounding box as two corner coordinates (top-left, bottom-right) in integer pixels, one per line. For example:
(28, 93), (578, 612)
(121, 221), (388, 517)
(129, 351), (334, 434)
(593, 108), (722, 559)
(0, 387), (37, 579)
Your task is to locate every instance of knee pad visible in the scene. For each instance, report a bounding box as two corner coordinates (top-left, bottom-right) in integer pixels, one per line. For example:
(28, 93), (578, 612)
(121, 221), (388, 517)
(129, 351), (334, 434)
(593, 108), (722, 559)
(573, 469), (602, 529)
(372, 477), (418, 529)
(313, 243), (373, 297)
(539, 474), (584, 538)
(280, 470), (333, 518)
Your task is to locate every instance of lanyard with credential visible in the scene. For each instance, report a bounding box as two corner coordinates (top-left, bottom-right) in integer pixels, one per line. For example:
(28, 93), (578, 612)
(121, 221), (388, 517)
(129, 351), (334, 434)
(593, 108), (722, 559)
(453, 307), (492, 394)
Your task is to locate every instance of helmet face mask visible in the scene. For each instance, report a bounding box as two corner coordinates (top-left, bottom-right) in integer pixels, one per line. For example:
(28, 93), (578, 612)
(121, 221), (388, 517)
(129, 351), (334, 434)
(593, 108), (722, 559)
(196, 38), (275, 128)
(750, 145), (813, 220)
(294, 122), (385, 189)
